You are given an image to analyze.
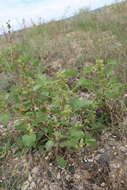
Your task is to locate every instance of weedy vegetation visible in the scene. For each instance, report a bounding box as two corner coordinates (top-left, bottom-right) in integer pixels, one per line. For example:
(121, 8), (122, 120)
(0, 1), (127, 166)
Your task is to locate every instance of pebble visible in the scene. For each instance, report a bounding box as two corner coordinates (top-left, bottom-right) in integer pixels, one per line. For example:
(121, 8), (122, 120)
(119, 146), (127, 153)
(83, 160), (93, 170)
(101, 182), (106, 187)
(28, 174), (33, 182)
(31, 166), (40, 175)
(30, 181), (36, 190)
(45, 156), (49, 160)
(83, 171), (91, 179)
(68, 166), (75, 174)
(114, 152), (117, 156)
(21, 181), (30, 190)
(47, 170), (52, 178)
(74, 174), (80, 179)
(97, 152), (110, 166)
(57, 172), (61, 179)
(37, 178), (42, 184)
(111, 163), (120, 169)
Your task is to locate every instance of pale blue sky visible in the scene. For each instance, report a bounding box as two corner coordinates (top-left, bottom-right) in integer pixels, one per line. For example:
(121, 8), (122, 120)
(0, 0), (123, 31)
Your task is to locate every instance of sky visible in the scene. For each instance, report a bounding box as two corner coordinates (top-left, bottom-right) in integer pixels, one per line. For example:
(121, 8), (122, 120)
(0, 0), (123, 32)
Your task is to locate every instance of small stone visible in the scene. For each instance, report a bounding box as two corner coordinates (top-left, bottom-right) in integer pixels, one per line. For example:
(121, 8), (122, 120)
(83, 171), (91, 179)
(47, 170), (52, 178)
(21, 181), (30, 190)
(114, 152), (117, 156)
(12, 147), (19, 154)
(37, 178), (41, 184)
(111, 163), (120, 169)
(57, 172), (61, 179)
(83, 160), (93, 169)
(101, 182), (106, 187)
(119, 146), (127, 153)
(97, 152), (110, 166)
(65, 175), (70, 180)
(28, 175), (32, 182)
(31, 166), (39, 175)
(68, 166), (75, 174)
(30, 182), (36, 189)
(74, 174), (80, 179)
(45, 156), (49, 160)
(40, 182), (44, 187)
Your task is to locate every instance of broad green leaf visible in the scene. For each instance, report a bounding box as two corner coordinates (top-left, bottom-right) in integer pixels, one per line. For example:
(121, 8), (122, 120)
(85, 138), (97, 147)
(70, 129), (84, 139)
(14, 120), (28, 132)
(84, 65), (93, 74)
(104, 84), (123, 99)
(22, 134), (36, 147)
(33, 84), (42, 91)
(56, 156), (68, 168)
(53, 131), (61, 137)
(38, 74), (49, 86)
(60, 139), (78, 148)
(78, 78), (93, 89)
(45, 140), (54, 151)
(36, 112), (48, 122)
(0, 113), (11, 125)
(107, 60), (117, 66)
(70, 98), (93, 111)
(63, 69), (78, 77)
(85, 132), (97, 147)
(41, 91), (49, 97)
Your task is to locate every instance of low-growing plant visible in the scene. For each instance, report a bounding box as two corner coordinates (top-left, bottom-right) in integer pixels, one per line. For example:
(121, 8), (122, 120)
(1, 53), (127, 159)
(0, 56), (98, 157)
(0, 54), (127, 160)
(76, 59), (126, 125)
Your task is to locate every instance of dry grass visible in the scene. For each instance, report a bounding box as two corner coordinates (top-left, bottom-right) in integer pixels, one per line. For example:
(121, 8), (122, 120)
(0, 1), (127, 67)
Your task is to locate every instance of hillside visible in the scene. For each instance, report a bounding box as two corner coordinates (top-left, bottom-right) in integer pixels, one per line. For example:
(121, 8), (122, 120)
(0, 1), (127, 190)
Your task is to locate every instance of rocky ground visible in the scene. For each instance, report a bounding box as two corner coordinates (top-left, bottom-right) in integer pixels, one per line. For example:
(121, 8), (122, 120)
(0, 127), (127, 190)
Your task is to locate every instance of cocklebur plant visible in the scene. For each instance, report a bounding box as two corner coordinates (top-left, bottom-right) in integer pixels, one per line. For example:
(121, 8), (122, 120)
(0, 57), (97, 156)
(77, 59), (126, 125)
(0, 55), (126, 161)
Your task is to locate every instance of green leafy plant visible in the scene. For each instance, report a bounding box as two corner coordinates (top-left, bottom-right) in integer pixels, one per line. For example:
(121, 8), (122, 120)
(0, 56), (98, 155)
(56, 156), (68, 168)
(0, 37), (127, 165)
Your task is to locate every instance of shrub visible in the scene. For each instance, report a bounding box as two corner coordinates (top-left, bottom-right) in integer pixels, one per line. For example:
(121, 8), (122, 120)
(0, 55), (126, 158)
